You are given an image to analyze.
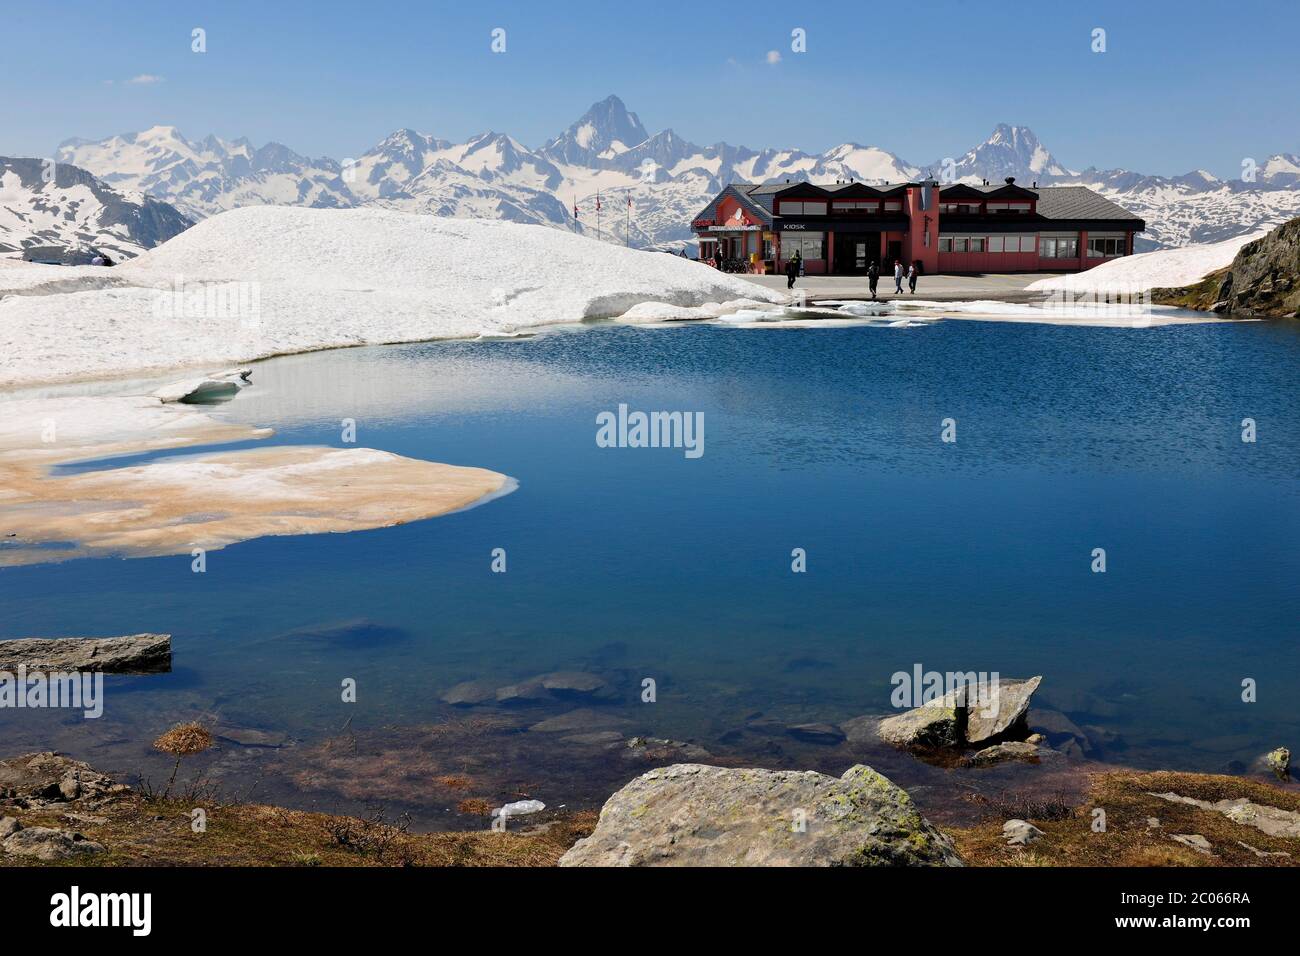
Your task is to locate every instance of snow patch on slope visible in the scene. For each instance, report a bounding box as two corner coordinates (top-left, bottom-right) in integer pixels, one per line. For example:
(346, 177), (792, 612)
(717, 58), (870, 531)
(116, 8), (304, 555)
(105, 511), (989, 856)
(1026, 232), (1265, 293)
(0, 205), (783, 388)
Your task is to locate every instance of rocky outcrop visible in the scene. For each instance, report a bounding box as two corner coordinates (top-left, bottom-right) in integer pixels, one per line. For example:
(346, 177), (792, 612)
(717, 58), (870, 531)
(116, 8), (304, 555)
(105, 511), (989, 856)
(1150, 791), (1300, 839)
(443, 671), (615, 707)
(2, 824), (105, 860)
(1152, 216), (1300, 317)
(0, 752), (129, 806)
(559, 763), (963, 867)
(874, 676), (1043, 755)
(0, 634), (171, 674)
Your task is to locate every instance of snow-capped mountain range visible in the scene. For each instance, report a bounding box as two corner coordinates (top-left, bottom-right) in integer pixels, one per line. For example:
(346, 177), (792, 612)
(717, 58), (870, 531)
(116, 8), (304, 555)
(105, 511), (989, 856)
(0, 156), (192, 262)
(41, 95), (1300, 254)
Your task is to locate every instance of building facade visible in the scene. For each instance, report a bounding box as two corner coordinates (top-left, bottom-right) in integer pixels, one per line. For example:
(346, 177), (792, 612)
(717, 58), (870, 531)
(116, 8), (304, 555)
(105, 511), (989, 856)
(691, 178), (1144, 276)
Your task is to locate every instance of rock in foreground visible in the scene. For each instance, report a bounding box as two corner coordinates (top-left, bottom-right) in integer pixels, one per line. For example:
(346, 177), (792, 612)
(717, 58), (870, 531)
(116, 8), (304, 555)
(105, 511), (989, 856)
(875, 676), (1042, 754)
(559, 763), (963, 867)
(0, 634), (171, 674)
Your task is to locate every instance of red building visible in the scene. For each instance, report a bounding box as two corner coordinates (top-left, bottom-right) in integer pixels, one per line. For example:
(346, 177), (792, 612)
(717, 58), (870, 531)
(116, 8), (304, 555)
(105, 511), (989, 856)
(691, 178), (1144, 276)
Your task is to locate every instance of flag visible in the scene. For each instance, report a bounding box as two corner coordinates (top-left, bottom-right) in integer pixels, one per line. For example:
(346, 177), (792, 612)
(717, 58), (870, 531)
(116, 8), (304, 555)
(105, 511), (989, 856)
(596, 192), (602, 213)
(572, 196), (579, 219)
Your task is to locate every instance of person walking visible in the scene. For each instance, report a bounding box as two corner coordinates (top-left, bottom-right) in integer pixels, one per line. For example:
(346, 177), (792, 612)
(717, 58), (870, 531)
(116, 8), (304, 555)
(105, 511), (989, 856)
(784, 252), (800, 290)
(867, 260), (879, 300)
(907, 261), (917, 293)
(893, 259), (904, 293)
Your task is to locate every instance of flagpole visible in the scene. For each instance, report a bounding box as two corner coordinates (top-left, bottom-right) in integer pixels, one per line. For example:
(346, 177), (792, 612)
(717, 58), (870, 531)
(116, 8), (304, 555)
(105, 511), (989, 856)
(625, 191), (630, 248)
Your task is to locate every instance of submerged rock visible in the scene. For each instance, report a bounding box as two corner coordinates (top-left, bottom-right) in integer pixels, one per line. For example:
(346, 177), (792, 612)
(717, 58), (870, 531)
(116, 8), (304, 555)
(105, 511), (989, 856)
(440, 679), (498, 706)
(497, 671), (613, 705)
(537, 671), (612, 697)
(528, 708), (631, 734)
(786, 723), (846, 746)
(623, 737), (711, 762)
(0, 633), (171, 674)
(213, 724), (288, 748)
(559, 763), (963, 867)
(965, 737), (1052, 767)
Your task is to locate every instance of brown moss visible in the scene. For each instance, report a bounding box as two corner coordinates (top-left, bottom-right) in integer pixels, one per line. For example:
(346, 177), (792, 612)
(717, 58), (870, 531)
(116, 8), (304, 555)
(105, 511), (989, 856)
(948, 770), (1300, 867)
(456, 798), (493, 817)
(1150, 267), (1230, 311)
(0, 793), (597, 868)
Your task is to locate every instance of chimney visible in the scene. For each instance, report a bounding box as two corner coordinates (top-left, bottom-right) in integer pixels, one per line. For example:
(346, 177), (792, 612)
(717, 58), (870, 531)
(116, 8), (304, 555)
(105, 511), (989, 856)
(1005, 176), (1016, 185)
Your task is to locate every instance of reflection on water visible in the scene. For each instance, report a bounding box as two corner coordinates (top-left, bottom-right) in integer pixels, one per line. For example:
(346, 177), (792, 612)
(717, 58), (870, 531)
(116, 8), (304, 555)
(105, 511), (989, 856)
(2, 319), (1299, 827)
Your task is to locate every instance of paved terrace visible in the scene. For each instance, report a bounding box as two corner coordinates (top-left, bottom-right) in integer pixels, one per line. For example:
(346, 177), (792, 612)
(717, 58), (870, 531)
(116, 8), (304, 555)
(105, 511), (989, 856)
(735, 272), (1064, 302)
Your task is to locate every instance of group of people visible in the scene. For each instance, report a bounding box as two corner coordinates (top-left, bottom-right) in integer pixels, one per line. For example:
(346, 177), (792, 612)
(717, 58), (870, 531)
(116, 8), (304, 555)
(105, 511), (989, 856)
(879, 259), (919, 298)
(784, 256), (921, 298)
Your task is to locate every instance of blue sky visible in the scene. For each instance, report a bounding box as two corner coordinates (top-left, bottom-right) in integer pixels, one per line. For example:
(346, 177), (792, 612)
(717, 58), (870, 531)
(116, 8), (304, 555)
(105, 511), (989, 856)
(3, 0), (1296, 176)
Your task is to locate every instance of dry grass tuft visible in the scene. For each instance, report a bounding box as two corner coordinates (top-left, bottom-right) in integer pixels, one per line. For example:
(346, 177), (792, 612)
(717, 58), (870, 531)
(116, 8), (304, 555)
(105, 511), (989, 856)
(153, 722), (214, 757)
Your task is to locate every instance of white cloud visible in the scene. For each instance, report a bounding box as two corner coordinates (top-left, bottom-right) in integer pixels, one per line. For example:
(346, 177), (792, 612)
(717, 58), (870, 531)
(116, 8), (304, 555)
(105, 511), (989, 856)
(126, 74), (165, 85)
(765, 50), (781, 65)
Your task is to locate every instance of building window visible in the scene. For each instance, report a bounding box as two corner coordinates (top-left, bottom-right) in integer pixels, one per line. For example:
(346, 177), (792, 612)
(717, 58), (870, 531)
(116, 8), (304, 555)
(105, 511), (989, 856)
(953, 237), (969, 252)
(1088, 236), (1126, 257)
(779, 200), (827, 215)
(781, 231), (825, 260)
(970, 237), (985, 252)
(1041, 236), (1079, 258)
(883, 200), (902, 213)
(989, 236), (1003, 252)
(938, 237), (952, 252)
(832, 200), (880, 213)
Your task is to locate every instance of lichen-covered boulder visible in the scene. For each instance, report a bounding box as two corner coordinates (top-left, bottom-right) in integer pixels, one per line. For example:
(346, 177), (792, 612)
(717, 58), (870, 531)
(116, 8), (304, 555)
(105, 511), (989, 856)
(559, 763), (963, 867)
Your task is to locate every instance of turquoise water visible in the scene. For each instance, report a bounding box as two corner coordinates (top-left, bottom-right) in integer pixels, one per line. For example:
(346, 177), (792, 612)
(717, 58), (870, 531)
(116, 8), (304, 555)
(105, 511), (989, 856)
(2, 318), (1299, 824)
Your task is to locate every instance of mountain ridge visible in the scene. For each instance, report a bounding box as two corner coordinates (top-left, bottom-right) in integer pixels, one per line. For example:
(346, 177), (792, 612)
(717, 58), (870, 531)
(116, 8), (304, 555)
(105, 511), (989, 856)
(49, 95), (1300, 253)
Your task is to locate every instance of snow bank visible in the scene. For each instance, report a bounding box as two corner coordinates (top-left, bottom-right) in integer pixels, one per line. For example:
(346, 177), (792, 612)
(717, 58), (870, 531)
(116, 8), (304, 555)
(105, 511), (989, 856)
(1, 206), (782, 388)
(1026, 232), (1265, 294)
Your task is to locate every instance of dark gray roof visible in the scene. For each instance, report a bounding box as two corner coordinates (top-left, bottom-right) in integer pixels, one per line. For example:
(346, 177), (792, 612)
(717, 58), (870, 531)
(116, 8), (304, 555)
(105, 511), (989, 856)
(1035, 186), (1142, 222)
